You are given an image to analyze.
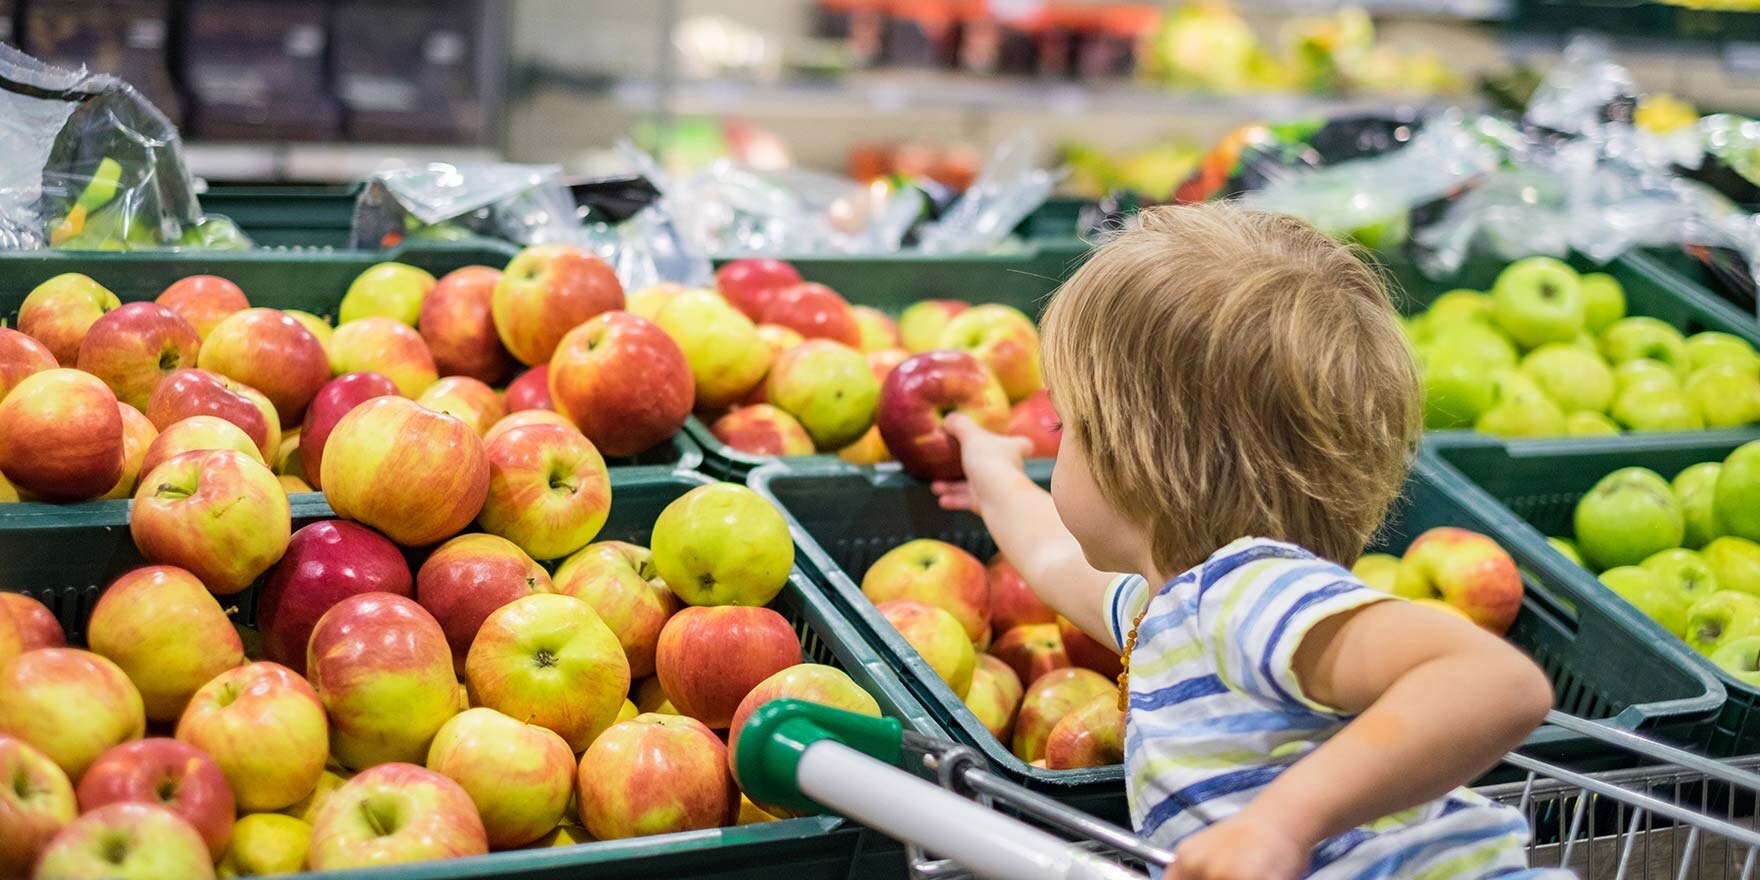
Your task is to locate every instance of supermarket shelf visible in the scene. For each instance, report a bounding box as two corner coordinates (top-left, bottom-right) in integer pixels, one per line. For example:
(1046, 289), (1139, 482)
(183, 142), (503, 184)
(1250, 0), (1512, 18)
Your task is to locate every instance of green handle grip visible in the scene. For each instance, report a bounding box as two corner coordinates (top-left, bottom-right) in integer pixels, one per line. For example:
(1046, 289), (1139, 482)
(734, 699), (905, 816)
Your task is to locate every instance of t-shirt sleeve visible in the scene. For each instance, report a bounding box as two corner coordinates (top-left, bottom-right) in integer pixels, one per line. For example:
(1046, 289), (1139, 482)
(1104, 572), (1151, 651)
(1196, 544), (1391, 716)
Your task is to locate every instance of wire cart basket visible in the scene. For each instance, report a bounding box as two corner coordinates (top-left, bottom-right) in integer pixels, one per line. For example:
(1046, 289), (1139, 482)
(735, 703), (1760, 880)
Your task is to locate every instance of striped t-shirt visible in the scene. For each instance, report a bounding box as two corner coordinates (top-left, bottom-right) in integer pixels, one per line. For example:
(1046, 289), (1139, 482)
(1106, 537), (1562, 879)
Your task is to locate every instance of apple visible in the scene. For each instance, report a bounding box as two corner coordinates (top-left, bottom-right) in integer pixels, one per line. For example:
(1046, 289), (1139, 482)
(1414, 289), (1491, 336)
(633, 677), (677, 715)
(217, 813), (310, 878)
(1007, 389), (1061, 458)
(0, 369), (123, 501)
(175, 662), (328, 813)
(1419, 347), (1495, 429)
(548, 311), (695, 457)
(1686, 331), (1760, 375)
(484, 409), (576, 446)
(862, 538), (989, 641)
(1012, 668), (1115, 764)
(553, 541), (680, 679)
(1059, 616), (1123, 679)
(308, 593), (457, 769)
(198, 308), (331, 425)
(296, 372), (399, 490)
(465, 592), (630, 751)
(416, 376), (507, 438)
(1613, 382), (1703, 432)
(1600, 565), (1689, 636)
(756, 323), (806, 356)
(711, 405), (816, 457)
(1717, 441), (1760, 542)
(1685, 365), (1760, 429)
(479, 423), (611, 560)
(527, 823), (592, 847)
(1565, 411), (1621, 436)
(0, 648), (145, 779)
(1706, 537), (1760, 597)
(287, 310), (333, 354)
(18, 273), (120, 365)
(626, 282), (686, 322)
(0, 735), (75, 877)
(146, 368), (278, 460)
(339, 262), (436, 326)
(419, 266), (514, 384)
(494, 245), (625, 366)
(899, 299), (970, 353)
(1687, 591), (1760, 655)
(876, 350), (1011, 481)
(156, 275), (248, 341)
(1424, 323), (1519, 370)
(416, 533), (553, 673)
(987, 553), (1056, 634)
(837, 425), (891, 465)
(1474, 370), (1566, 438)
(879, 599), (975, 698)
(307, 763), (487, 869)
(990, 623), (1071, 686)
(1575, 467), (1685, 571)
(280, 768), (347, 826)
(763, 340), (879, 451)
(1519, 343), (1614, 414)
(258, 520), (413, 675)
(139, 415), (265, 477)
(1614, 359), (1679, 395)
(131, 450), (290, 595)
(964, 654), (1024, 741)
(1490, 257), (1585, 350)
(1044, 694), (1125, 770)
(938, 304), (1042, 403)
(654, 605), (801, 728)
(1601, 317), (1689, 372)
(761, 283), (861, 348)
(1393, 527), (1523, 634)
(0, 327), (57, 404)
(1352, 553), (1401, 593)
(576, 714), (738, 840)
(1548, 537), (1585, 566)
(724, 664), (880, 784)
(328, 317), (439, 398)
(33, 802), (215, 880)
(505, 364), (554, 412)
(73, 302), (200, 412)
(76, 738), (234, 859)
(1579, 273), (1626, 333)
(716, 258), (802, 321)
(851, 305), (902, 353)
(651, 482), (795, 607)
(87, 566), (244, 721)
(655, 290), (772, 410)
(426, 707), (574, 849)
(322, 396), (490, 546)
(0, 593), (63, 649)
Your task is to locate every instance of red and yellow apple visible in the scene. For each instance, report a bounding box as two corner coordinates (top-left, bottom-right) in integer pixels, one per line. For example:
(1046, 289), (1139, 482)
(1394, 527), (1524, 635)
(1043, 693), (1125, 770)
(655, 290), (772, 410)
(138, 414), (264, 477)
(484, 409), (576, 446)
(863, 538), (990, 641)
(478, 423), (611, 560)
(98, 403), (158, 501)
(990, 623), (1071, 687)
(176, 661), (328, 812)
(416, 375), (507, 437)
(715, 258), (801, 321)
(0, 593), (64, 650)
(504, 364), (554, 413)
(553, 541), (680, 679)
(725, 664), (879, 789)
(426, 707), (574, 849)
(548, 311), (694, 457)
(146, 368), (278, 460)
(0, 648), (146, 779)
(0, 734), (76, 876)
(307, 593), (458, 769)
(876, 350), (1010, 481)
(307, 763), (487, 869)
(419, 265), (514, 384)
(1008, 389), (1061, 458)
(651, 483), (795, 607)
(0, 369), (123, 501)
(987, 553), (1056, 634)
(258, 520), (413, 675)
(761, 283), (861, 348)
(576, 713), (737, 839)
(899, 298), (969, 354)
(156, 275), (249, 340)
(416, 533), (553, 673)
(710, 404), (816, 457)
(0, 326), (57, 403)
(879, 599), (975, 698)
(493, 245), (625, 366)
(74, 302), (200, 411)
(964, 654), (1023, 741)
(852, 306), (902, 352)
(297, 371), (400, 490)
(465, 592), (630, 751)
(34, 802), (215, 880)
(18, 273), (120, 365)
(321, 396), (490, 547)
(1012, 668), (1115, 764)
(1059, 616), (1123, 679)
(938, 304), (1042, 402)
(197, 308), (331, 426)
(131, 450), (290, 595)
(87, 566), (244, 721)
(654, 605), (801, 728)
(329, 317), (440, 398)
(75, 738), (235, 859)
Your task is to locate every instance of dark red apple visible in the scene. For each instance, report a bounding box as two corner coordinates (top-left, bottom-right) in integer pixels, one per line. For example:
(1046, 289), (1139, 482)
(75, 738), (235, 860)
(144, 368), (275, 459)
(256, 520), (413, 675)
(715, 258), (802, 321)
(505, 365), (553, 413)
(875, 350), (1011, 481)
(416, 533), (553, 674)
(298, 372), (399, 491)
(988, 553), (1057, 634)
(1008, 389), (1060, 459)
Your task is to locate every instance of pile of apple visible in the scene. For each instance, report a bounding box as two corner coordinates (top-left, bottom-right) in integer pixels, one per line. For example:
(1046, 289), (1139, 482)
(1350, 527), (1524, 635)
(0, 474), (900, 879)
(1552, 440), (1760, 683)
(692, 258), (1060, 471)
(1410, 257), (1760, 437)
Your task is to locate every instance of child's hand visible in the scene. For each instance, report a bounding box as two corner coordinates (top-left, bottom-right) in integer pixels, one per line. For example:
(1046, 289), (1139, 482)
(930, 413), (1034, 514)
(1164, 811), (1313, 880)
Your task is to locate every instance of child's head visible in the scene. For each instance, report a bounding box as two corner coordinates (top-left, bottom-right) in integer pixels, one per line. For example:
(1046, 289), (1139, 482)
(1040, 203), (1420, 578)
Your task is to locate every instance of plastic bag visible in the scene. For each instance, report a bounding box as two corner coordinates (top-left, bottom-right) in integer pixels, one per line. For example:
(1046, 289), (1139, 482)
(0, 44), (247, 251)
(916, 133), (1062, 254)
(348, 162), (580, 250)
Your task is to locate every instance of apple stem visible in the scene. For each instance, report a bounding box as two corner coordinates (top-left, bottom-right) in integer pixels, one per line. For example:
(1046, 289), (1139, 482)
(153, 483), (194, 501)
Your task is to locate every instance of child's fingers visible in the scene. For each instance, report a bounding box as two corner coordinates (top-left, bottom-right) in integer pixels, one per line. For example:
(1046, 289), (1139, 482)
(943, 412), (978, 439)
(932, 482), (978, 511)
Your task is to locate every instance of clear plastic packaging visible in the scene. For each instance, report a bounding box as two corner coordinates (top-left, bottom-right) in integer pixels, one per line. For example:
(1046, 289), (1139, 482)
(347, 162), (580, 250)
(916, 133), (1062, 254)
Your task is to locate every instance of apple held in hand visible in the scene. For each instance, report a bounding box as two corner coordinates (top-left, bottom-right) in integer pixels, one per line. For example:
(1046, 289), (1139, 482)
(1575, 467), (1685, 571)
(175, 662), (328, 812)
(711, 404), (816, 457)
(716, 257), (801, 321)
(964, 655), (1024, 742)
(307, 763), (487, 870)
(416, 533), (553, 673)
(198, 308), (331, 425)
(651, 482), (795, 607)
(298, 371), (400, 490)
(339, 262), (436, 327)
(322, 396), (490, 547)
(0, 648), (145, 780)
(938, 304), (1043, 403)
(549, 311), (695, 457)
(0, 368), (124, 502)
(0, 735), (76, 878)
(876, 350), (1010, 481)
(146, 368), (279, 460)
(478, 424), (611, 560)
(156, 275), (248, 341)
(494, 245), (625, 366)
(87, 566), (244, 722)
(131, 450), (291, 595)
(76, 738), (234, 859)
(420, 265), (516, 384)
(0, 593), (63, 650)
(655, 290), (772, 410)
(505, 364), (554, 413)
(879, 599), (975, 699)
(1393, 527), (1523, 634)
(18, 273), (120, 365)
(258, 520), (412, 675)
(34, 802), (215, 880)
(577, 713), (738, 840)
(466, 593), (630, 751)
(1490, 257), (1585, 350)
(655, 605), (802, 728)
(1012, 668), (1115, 764)
(899, 299), (970, 353)
(761, 283), (861, 348)
(553, 541), (680, 679)
(767, 340), (879, 450)
(138, 414), (264, 477)
(329, 317), (440, 398)
(0, 326), (57, 403)
(426, 707), (574, 849)
(75, 302), (200, 412)
(863, 538), (990, 641)
(307, 593), (459, 769)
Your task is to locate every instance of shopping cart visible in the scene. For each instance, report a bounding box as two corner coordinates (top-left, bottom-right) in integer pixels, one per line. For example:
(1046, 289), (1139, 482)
(735, 702), (1760, 880)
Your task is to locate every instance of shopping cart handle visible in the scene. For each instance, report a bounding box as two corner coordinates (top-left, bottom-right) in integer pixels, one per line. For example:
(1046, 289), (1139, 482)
(735, 700), (906, 816)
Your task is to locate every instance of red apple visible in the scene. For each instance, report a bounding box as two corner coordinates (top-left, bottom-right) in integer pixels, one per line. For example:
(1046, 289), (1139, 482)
(987, 554), (1056, 634)
(1012, 668), (1115, 764)
(131, 450), (291, 595)
(875, 350), (1010, 481)
(138, 414), (264, 477)
(328, 317), (439, 398)
(198, 308), (331, 426)
(504, 364), (553, 412)
(862, 538), (990, 641)
(465, 593), (630, 751)
(307, 763), (487, 869)
(258, 520), (413, 676)
(33, 802), (215, 880)
(176, 662), (328, 813)
(99, 403), (159, 501)
(0, 648), (146, 780)
(0, 369), (123, 501)
(0, 327), (58, 403)
(416, 376), (507, 437)
(416, 533), (553, 673)
(710, 404), (816, 457)
(725, 664), (880, 789)
(1043, 693), (1125, 770)
(715, 258), (801, 321)
(425, 707), (574, 849)
(419, 266), (515, 384)
(964, 654), (1024, 742)
(577, 713), (738, 840)
(17, 273), (120, 365)
(760, 282), (861, 347)
(146, 368), (279, 460)
(0, 593), (63, 650)
(76, 738), (235, 859)
(307, 593), (458, 769)
(484, 408), (576, 446)
(86, 566), (245, 722)
(72, 302), (199, 412)
(1008, 389), (1061, 459)
(654, 606), (802, 729)
(493, 245), (625, 366)
(991, 623), (1071, 686)
(478, 423), (611, 560)
(0, 734), (76, 877)
(1396, 527), (1524, 635)
(297, 371), (400, 491)
(1059, 616), (1123, 679)
(157, 275), (249, 340)
(553, 541), (680, 680)
(321, 396), (490, 547)
(548, 311), (694, 457)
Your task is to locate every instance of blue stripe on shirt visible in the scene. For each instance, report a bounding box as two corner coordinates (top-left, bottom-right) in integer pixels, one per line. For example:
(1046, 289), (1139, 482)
(1135, 596), (1200, 645)
(1350, 817), (1531, 880)
(1198, 543), (1311, 598)
(1228, 562), (1347, 693)
(1130, 674), (1228, 712)
(1254, 580), (1364, 712)
(1140, 765), (1285, 836)
(1130, 709), (1336, 741)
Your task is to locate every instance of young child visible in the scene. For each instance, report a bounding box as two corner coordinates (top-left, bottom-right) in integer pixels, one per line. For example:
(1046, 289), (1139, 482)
(934, 204), (1560, 880)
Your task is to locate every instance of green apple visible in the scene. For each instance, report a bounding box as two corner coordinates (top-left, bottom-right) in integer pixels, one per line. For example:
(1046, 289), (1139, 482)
(1686, 591), (1760, 655)
(1419, 347), (1495, 429)
(1599, 565), (1688, 636)
(1491, 257), (1586, 350)
(654, 290), (772, 410)
(1565, 411), (1620, 436)
(1684, 331), (1760, 375)
(1705, 537), (1760, 597)
(1599, 317), (1688, 372)
(1685, 365), (1760, 429)
(650, 482), (795, 607)
(1423, 323), (1519, 370)
(1417, 290), (1492, 337)
(1579, 272), (1626, 334)
(1351, 553), (1400, 593)
(1474, 370), (1564, 438)
(338, 262), (436, 326)
(1548, 536), (1585, 566)
(767, 340), (879, 450)
(1673, 462), (1724, 549)
(1710, 636), (1760, 686)
(1614, 358), (1680, 393)
(1567, 332), (1600, 353)
(1612, 383), (1703, 432)
(1716, 441), (1760, 542)
(1519, 343), (1615, 413)
(1574, 467), (1684, 571)
(1641, 548), (1720, 613)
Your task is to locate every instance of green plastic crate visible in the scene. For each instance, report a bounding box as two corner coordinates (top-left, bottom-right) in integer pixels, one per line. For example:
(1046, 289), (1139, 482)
(751, 455), (1726, 820)
(0, 469), (939, 880)
(199, 185), (362, 250)
(1425, 431), (1760, 756)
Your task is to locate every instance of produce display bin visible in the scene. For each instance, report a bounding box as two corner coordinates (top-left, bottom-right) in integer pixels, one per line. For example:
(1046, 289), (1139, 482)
(1425, 431), (1760, 756)
(750, 455), (1726, 821)
(0, 469), (942, 880)
(198, 184), (362, 250)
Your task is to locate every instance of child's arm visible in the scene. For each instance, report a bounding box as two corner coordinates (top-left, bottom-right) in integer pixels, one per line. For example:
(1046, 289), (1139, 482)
(933, 415), (1122, 649)
(1167, 601), (1554, 880)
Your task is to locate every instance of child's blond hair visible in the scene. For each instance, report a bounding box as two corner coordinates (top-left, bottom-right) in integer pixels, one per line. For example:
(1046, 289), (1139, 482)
(1041, 203), (1421, 576)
